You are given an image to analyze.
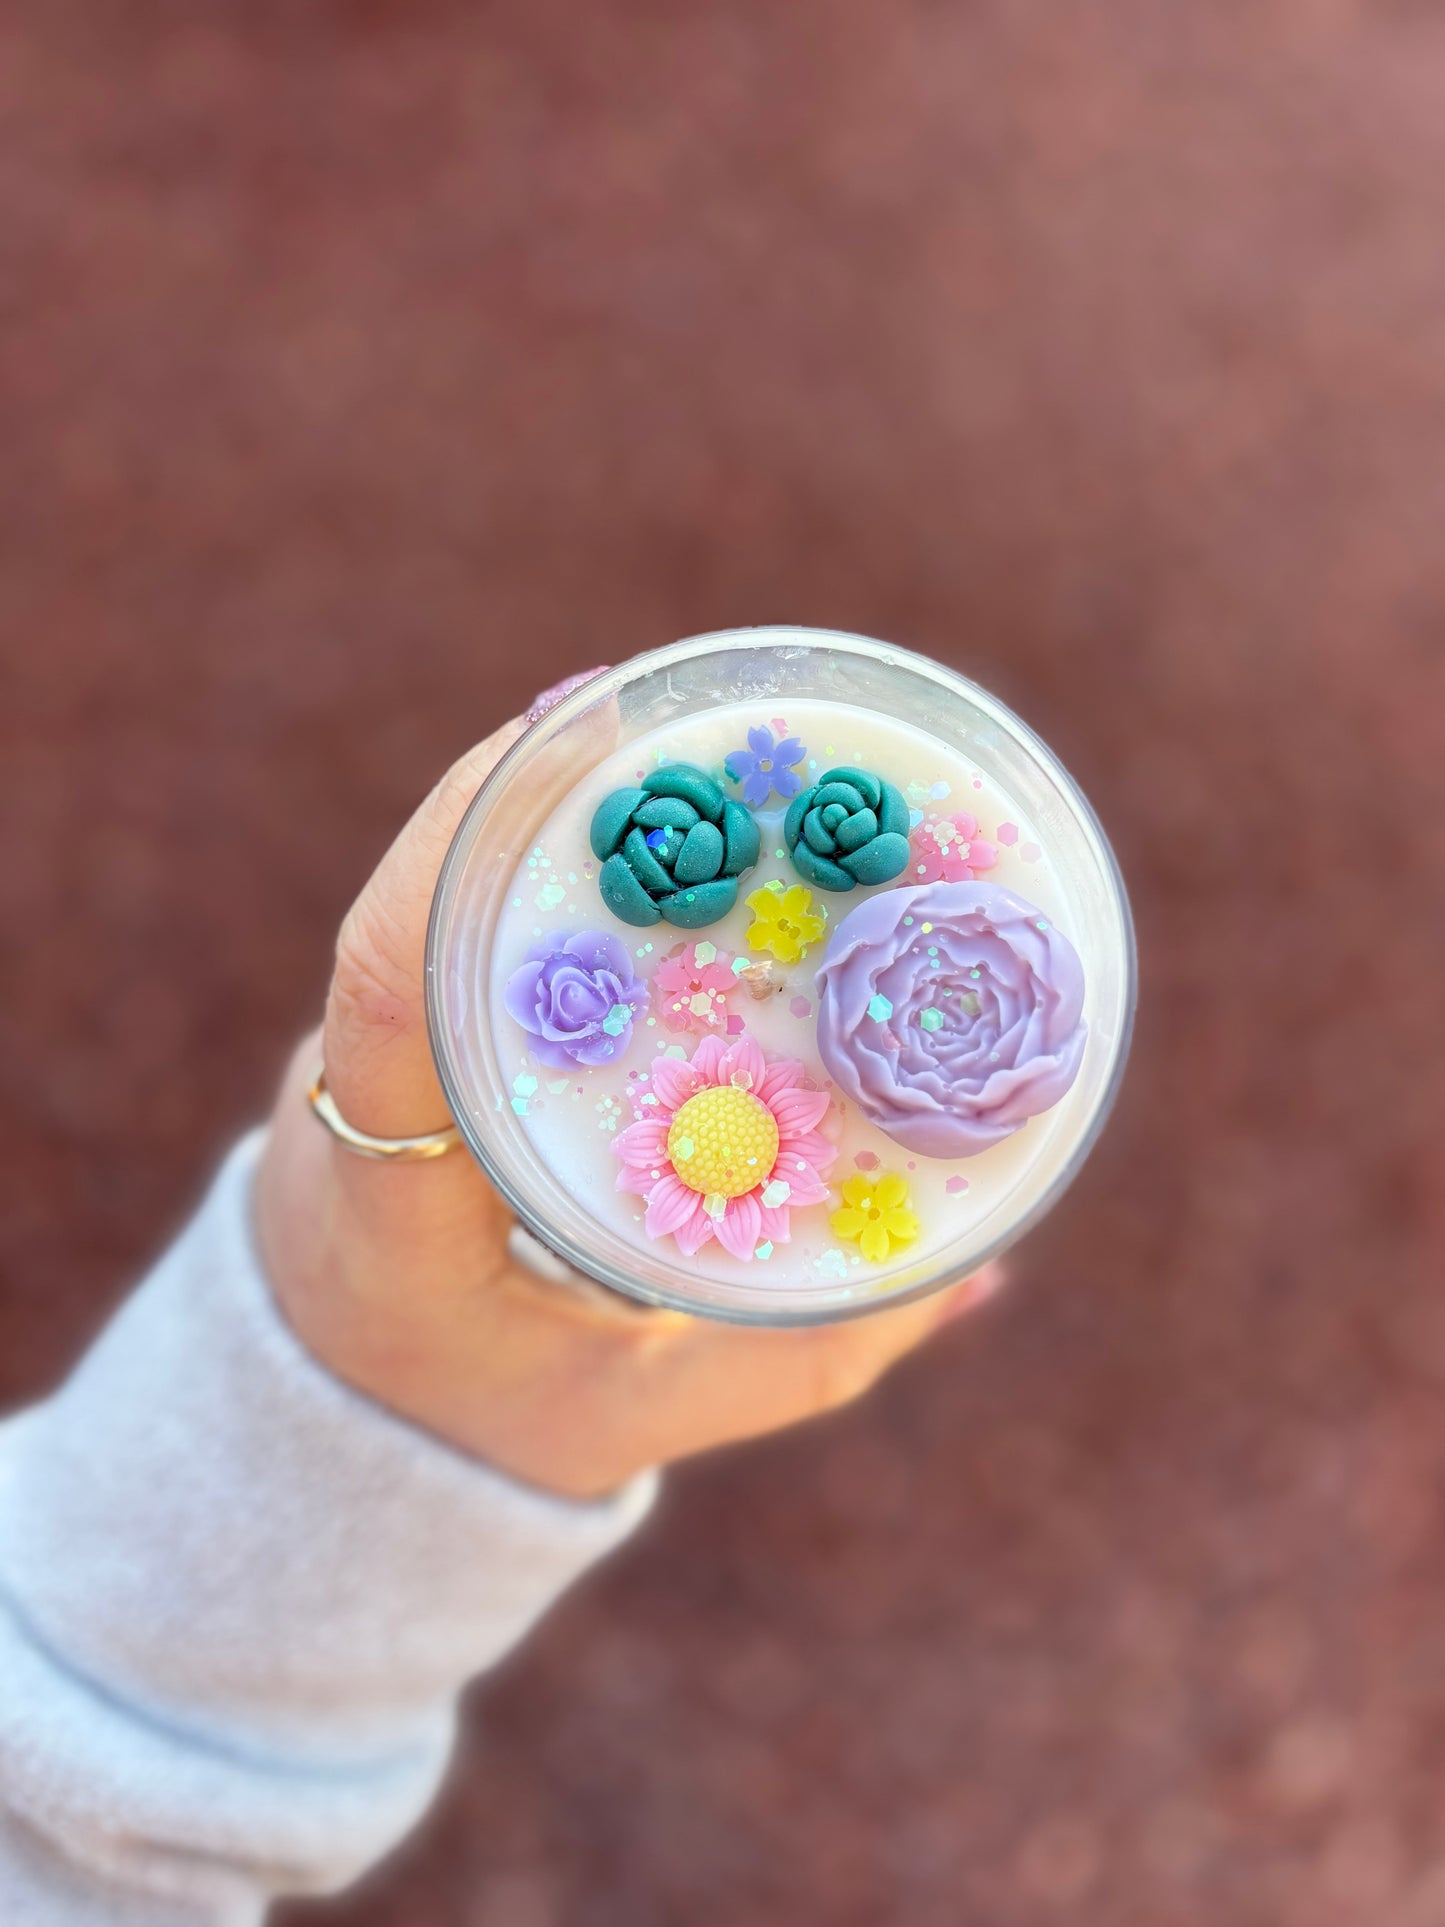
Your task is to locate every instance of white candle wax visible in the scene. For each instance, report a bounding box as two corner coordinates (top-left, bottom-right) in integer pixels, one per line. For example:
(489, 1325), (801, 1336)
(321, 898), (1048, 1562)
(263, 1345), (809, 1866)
(482, 696), (1108, 1298)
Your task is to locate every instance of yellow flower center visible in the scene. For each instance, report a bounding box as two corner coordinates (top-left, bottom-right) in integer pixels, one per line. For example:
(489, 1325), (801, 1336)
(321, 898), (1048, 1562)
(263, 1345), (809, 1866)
(667, 1086), (779, 1199)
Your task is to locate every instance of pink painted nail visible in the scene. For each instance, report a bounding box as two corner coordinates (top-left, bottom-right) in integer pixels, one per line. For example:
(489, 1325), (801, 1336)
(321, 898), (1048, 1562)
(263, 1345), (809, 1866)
(525, 665), (611, 725)
(935, 1263), (1008, 1325)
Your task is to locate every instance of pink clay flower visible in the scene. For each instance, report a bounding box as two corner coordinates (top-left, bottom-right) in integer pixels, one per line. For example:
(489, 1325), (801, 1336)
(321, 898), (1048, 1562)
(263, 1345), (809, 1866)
(908, 811), (999, 885)
(651, 941), (737, 1035)
(612, 1032), (836, 1262)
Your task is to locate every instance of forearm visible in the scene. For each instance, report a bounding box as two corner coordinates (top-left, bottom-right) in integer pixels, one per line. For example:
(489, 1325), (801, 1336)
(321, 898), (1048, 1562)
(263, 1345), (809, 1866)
(0, 1136), (655, 1924)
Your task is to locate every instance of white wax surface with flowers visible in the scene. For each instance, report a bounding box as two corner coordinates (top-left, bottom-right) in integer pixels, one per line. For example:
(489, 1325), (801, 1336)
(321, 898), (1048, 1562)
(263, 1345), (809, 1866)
(485, 699), (1096, 1294)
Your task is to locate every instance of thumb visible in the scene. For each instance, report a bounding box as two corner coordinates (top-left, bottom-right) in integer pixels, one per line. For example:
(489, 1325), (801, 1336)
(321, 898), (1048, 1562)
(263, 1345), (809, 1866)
(324, 670), (615, 1137)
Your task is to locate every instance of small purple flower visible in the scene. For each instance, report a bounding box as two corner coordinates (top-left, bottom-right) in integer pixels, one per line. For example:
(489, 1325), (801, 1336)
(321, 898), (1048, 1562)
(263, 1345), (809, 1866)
(724, 725), (807, 810)
(504, 930), (646, 1069)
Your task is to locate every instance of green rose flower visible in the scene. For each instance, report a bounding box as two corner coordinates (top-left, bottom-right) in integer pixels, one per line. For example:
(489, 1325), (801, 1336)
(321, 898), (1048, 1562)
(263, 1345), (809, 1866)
(783, 764), (911, 891)
(589, 764), (761, 929)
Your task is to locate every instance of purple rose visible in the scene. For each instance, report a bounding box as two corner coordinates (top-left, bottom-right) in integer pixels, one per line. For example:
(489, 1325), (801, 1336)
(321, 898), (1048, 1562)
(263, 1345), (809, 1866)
(504, 930), (645, 1069)
(815, 881), (1087, 1158)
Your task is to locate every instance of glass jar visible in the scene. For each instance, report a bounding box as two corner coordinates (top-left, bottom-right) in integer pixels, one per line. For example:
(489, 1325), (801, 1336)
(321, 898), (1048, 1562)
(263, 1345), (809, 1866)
(427, 626), (1135, 1324)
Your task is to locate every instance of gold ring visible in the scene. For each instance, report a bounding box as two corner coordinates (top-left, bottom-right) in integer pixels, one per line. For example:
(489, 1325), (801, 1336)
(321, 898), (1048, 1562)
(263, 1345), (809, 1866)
(306, 1068), (462, 1162)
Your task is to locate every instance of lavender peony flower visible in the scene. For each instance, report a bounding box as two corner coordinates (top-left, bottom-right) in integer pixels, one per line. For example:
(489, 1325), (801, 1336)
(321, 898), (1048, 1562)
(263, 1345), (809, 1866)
(504, 930), (646, 1069)
(815, 881), (1087, 1158)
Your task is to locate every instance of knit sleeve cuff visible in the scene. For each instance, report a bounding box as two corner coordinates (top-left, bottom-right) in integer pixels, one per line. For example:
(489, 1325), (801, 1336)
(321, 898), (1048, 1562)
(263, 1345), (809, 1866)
(0, 1132), (657, 1764)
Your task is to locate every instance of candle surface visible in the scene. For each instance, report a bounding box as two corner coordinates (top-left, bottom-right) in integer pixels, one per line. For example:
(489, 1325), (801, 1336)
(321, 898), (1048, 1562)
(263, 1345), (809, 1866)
(481, 696), (1103, 1294)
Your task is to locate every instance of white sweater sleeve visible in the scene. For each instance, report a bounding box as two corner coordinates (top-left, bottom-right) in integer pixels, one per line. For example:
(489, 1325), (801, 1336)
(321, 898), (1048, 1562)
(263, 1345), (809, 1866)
(0, 1134), (657, 1925)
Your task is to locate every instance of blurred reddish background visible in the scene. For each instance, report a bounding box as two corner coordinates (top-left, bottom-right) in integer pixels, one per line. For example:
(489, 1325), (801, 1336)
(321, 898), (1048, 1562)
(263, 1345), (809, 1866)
(4, 4), (1445, 1924)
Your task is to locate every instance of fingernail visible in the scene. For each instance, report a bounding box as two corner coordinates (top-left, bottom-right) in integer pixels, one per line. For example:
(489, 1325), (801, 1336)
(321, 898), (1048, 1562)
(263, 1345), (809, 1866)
(935, 1263), (1008, 1325)
(525, 666), (611, 725)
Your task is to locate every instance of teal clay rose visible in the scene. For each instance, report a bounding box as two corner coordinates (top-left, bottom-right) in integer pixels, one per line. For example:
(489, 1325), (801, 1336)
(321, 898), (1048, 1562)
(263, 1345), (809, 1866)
(783, 765), (911, 891)
(589, 764), (761, 929)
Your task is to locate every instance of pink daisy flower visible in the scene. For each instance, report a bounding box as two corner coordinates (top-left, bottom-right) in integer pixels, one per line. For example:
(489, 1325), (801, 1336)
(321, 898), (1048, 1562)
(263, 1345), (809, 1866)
(651, 940), (738, 1036)
(909, 810), (999, 885)
(613, 1032), (837, 1262)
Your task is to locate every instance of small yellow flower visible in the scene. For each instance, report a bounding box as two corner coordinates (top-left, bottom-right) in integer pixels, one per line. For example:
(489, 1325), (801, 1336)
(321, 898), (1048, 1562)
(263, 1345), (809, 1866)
(830, 1172), (921, 1264)
(745, 881), (827, 963)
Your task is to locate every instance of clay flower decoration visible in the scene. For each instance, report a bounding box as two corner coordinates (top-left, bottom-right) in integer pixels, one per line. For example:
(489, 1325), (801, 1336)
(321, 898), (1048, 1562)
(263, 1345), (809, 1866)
(831, 1172), (921, 1263)
(909, 811), (999, 885)
(504, 930), (646, 1069)
(590, 763), (760, 930)
(652, 939), (738, 1036)
(724, 724), (807, 809)
(783, 765), (912, 891)
(815, 880), (1087, 1158)
(613, 1032), (837, 1261)
(745, 881), (827, 963)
